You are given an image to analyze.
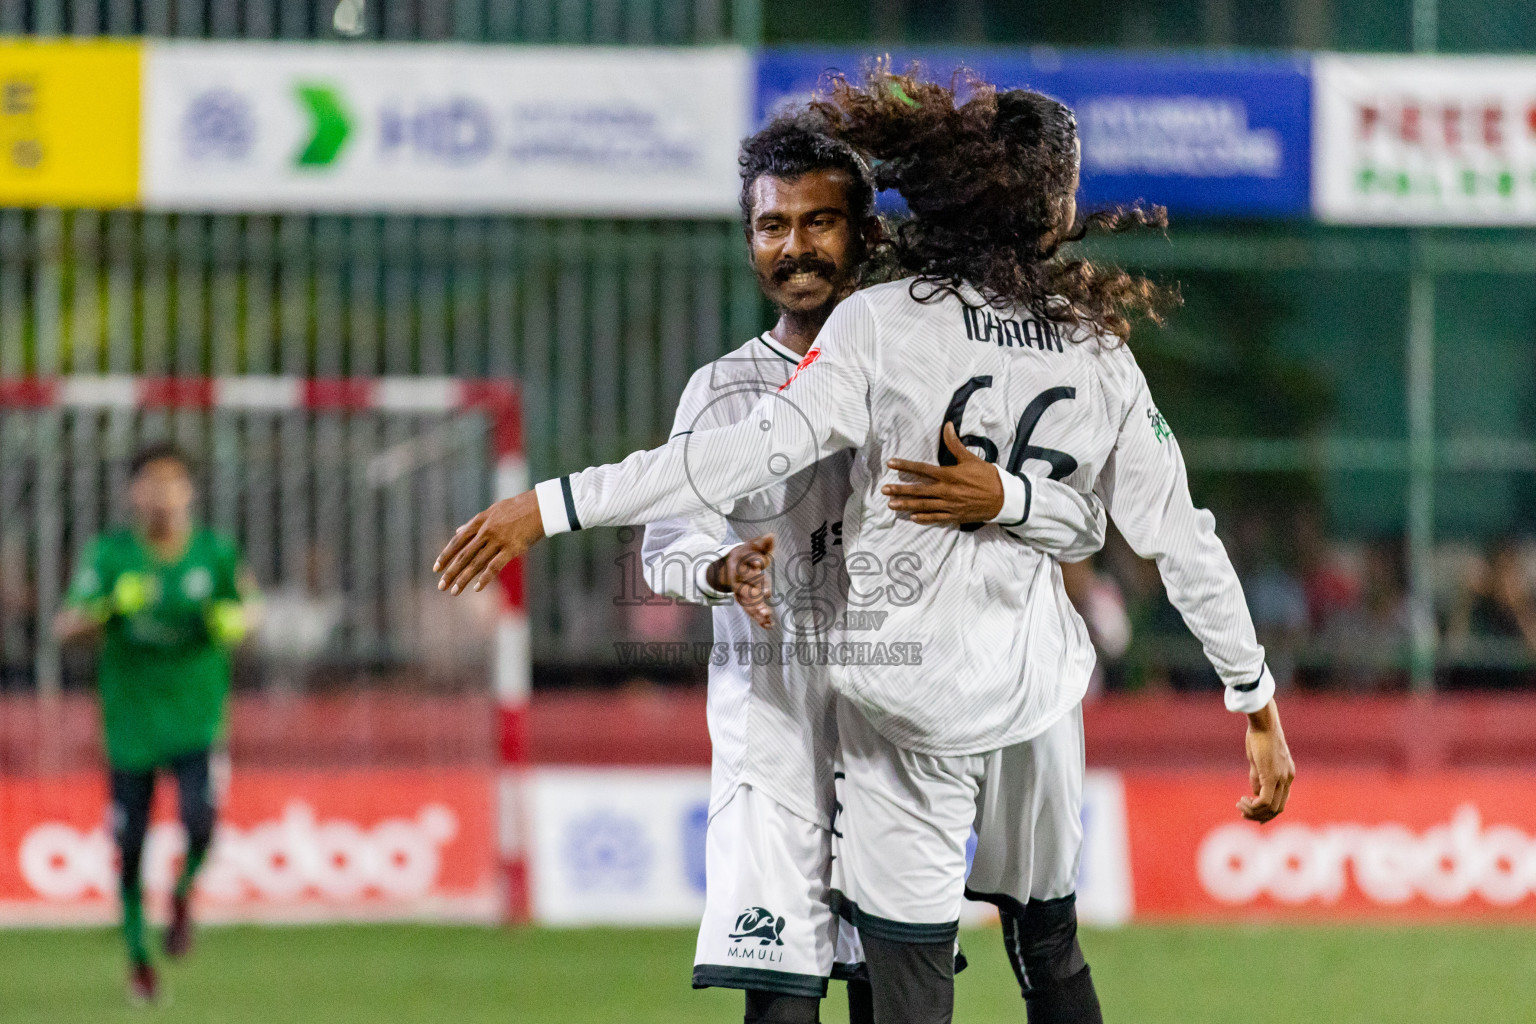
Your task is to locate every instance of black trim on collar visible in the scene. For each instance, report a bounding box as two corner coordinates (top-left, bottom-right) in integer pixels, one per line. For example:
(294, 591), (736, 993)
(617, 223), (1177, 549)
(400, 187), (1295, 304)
(757, 334), (801, 365)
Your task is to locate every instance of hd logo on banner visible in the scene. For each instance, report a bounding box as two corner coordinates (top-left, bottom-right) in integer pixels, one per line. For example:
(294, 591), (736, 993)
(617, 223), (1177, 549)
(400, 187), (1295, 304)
(1315, 55), (1536, 224)
(142, 42), (749, 215)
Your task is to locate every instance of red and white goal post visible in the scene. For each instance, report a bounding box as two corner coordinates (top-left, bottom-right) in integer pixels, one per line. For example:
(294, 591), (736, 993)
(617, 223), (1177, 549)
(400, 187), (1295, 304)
(0, 375), (533, 923)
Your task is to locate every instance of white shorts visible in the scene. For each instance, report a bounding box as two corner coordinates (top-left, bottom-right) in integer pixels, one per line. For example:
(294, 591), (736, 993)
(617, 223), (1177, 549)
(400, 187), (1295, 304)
(831, 696), (1084, 940)
(693, 783), (865, 998)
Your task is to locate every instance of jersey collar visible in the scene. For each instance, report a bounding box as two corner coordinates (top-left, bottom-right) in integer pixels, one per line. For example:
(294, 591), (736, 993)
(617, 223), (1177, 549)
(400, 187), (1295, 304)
(757, 332), (802, 366)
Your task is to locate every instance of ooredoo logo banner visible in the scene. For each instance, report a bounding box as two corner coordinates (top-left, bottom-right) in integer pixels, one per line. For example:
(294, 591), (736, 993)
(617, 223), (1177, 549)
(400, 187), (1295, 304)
(1124, 772), (1536, 919)
(0, 768), (497, 924)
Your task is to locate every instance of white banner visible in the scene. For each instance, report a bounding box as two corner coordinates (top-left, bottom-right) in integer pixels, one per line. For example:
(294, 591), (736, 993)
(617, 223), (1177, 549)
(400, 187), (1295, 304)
(1314, 54), (1536, 224)
(526, 767), (1132, 928)
(528, 767), (711, 926)
(143, 42), (750, 215)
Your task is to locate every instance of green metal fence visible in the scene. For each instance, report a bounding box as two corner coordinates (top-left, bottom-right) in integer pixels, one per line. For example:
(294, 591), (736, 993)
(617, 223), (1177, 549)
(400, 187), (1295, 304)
(0, 0), (758, 43)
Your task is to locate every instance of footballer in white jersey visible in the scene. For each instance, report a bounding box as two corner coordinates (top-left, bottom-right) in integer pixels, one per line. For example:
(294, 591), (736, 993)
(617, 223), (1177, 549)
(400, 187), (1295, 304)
(641, 121), (1106, 1023)
(438, 75), (1295, 1024)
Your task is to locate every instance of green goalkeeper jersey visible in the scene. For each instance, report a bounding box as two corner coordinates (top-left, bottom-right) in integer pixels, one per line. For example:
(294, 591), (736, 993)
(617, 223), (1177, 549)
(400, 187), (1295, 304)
(66, 528), (245, 771)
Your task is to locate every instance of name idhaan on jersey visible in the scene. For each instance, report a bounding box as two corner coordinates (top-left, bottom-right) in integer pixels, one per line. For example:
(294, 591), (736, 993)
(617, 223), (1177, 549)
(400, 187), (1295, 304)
(961, 306), (1065, 353)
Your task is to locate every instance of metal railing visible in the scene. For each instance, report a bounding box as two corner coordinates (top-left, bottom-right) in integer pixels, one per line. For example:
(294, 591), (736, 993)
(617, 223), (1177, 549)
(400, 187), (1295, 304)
(0, 0), (759, 43)
(0, 211), (761, 673)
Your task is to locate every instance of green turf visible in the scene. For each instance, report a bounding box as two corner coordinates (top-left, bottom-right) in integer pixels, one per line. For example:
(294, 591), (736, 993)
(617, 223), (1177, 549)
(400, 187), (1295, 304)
(1, 922), (1532, 1023)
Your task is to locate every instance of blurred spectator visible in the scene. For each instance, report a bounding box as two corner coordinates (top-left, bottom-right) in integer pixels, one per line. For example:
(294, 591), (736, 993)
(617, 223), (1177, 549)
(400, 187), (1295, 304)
(256, 545), (344, 691)
(1316, 539), (1411, 692)
(1445, 536), (1536, 690)
(1294, 508), (1360, 633)
(1061, 556), (1131, 697)
(1234, 514), (1308, 690)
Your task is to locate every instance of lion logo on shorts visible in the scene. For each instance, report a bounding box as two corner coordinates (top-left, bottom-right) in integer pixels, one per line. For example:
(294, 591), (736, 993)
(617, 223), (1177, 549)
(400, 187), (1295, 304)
(729, 907), (785, 946)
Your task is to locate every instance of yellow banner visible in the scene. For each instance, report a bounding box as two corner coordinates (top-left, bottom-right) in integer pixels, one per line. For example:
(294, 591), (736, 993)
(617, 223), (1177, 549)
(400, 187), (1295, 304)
(0, 40), (139, 207)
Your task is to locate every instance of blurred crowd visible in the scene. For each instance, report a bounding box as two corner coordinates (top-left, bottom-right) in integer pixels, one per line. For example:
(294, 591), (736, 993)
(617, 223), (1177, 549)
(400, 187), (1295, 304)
(1069, 511), (1536, 695)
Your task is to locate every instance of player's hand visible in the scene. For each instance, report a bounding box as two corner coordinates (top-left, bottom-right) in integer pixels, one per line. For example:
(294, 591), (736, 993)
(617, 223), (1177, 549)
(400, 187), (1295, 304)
(1238, 699), (1295, 823)
(435, 491), (545, 595)
(708, 535), (776, 629)
(881, 422), (1006, 525)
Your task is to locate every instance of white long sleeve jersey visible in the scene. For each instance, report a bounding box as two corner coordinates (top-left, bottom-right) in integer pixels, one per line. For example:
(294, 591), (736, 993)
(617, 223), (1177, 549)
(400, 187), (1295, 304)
(639, 332), (1104, 827)
(640, 332), (854, 828)
(540, 279), (1274, 756)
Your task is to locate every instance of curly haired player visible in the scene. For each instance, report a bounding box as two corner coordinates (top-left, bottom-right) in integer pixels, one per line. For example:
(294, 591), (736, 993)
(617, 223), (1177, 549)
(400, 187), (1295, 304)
(639, 114), (1106, 1024)
(436, 68), (1294, 1024)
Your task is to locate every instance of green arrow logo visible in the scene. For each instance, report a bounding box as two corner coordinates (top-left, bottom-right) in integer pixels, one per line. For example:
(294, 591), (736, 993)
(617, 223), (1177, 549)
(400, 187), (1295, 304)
(294, 84), (352, 168)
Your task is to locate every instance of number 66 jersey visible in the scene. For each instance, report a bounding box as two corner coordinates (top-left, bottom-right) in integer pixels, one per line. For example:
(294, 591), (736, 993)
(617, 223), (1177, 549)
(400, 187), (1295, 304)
(536, 277), (1275, 756)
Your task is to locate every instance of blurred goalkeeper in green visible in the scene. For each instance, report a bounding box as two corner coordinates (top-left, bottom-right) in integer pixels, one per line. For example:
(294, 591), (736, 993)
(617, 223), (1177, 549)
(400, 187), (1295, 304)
(53, 442), (258, 1006)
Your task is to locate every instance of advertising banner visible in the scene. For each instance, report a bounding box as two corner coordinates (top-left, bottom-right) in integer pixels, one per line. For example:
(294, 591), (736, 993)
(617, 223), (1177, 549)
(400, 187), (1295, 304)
(0, 40), (139, 207)
(1314, 55), (1536, 224)
(1124, 771), (1536, 919)
(142, 42), (750, 215)
(758, 49), (1313, 218)
(0, 768), (497, 925)
(525, 767), (1133, 927)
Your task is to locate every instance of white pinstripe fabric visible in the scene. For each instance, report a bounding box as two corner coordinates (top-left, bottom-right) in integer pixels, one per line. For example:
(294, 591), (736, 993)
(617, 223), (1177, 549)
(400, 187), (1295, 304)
(641, 333), (853, 829)
(542, 279), (1271, 756)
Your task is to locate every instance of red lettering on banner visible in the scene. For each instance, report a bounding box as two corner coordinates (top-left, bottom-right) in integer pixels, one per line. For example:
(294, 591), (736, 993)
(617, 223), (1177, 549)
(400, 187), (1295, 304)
(1441, 105), (1461, 147)
(1482, 104), (1504, 148)
(1357, 104), (1380, 140)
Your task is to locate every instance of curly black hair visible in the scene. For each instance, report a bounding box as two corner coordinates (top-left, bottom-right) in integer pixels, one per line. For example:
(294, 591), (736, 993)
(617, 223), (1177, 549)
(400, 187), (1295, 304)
(810, 66), (1178, 343)
(738, 112), (879, 232)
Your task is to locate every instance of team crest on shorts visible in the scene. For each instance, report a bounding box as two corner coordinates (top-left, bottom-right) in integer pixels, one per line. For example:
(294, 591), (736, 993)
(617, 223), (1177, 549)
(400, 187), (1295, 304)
(728, 907), (785, 947)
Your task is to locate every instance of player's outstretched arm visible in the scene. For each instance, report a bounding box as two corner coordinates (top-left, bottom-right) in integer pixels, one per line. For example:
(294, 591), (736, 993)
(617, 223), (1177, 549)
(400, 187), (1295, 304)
(1098, 361), (1295, 819)
(1239, 698), (1295, 823)
(883, 421), (1107, 561)
(437, 298), (877, 597)
(436, 490), (546, 594)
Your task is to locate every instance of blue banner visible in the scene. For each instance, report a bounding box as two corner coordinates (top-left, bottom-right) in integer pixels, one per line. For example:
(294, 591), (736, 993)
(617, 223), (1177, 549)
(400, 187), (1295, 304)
(757, 49), (1312, 219)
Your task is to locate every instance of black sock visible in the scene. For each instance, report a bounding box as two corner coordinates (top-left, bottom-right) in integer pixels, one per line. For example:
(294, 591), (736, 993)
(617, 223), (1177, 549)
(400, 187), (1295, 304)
(743, 989), (819, 1024)
(845, 977), (874, 1024)
(1024, 964), (1103, 1024)
(861, 932), (954, 1024)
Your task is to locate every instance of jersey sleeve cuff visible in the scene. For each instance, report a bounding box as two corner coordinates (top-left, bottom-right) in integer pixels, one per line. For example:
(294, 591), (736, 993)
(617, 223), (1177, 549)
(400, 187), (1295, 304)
(534, 477), (580, 536)
(1224, 664), (1276, 715)
(990, 468), (1031, 528)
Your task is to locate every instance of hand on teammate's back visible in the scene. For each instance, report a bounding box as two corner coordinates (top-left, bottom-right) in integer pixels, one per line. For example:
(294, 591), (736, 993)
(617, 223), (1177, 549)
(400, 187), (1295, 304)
(707, 536), (776, 629)
(435, 491), (545, 595)
(881, 422), (1006, 525)
(1238, 699), (1295, 823)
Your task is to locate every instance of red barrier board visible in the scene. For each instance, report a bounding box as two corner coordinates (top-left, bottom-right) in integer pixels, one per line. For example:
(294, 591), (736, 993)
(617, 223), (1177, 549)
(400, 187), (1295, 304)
(1125, 772), (1536, 919)
(0, 768), (497, 925)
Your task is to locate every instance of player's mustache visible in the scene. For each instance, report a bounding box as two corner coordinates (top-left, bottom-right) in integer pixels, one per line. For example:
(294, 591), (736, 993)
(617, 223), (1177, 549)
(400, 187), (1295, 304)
(771, 255), (838, 284)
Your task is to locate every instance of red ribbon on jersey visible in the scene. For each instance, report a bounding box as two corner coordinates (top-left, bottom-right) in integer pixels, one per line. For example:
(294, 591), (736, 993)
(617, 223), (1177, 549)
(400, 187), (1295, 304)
(779, 346), (821, 391)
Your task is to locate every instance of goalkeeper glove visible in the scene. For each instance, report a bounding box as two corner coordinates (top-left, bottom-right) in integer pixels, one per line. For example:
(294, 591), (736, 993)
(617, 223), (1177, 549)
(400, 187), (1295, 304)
(205, 600), (248, 647)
